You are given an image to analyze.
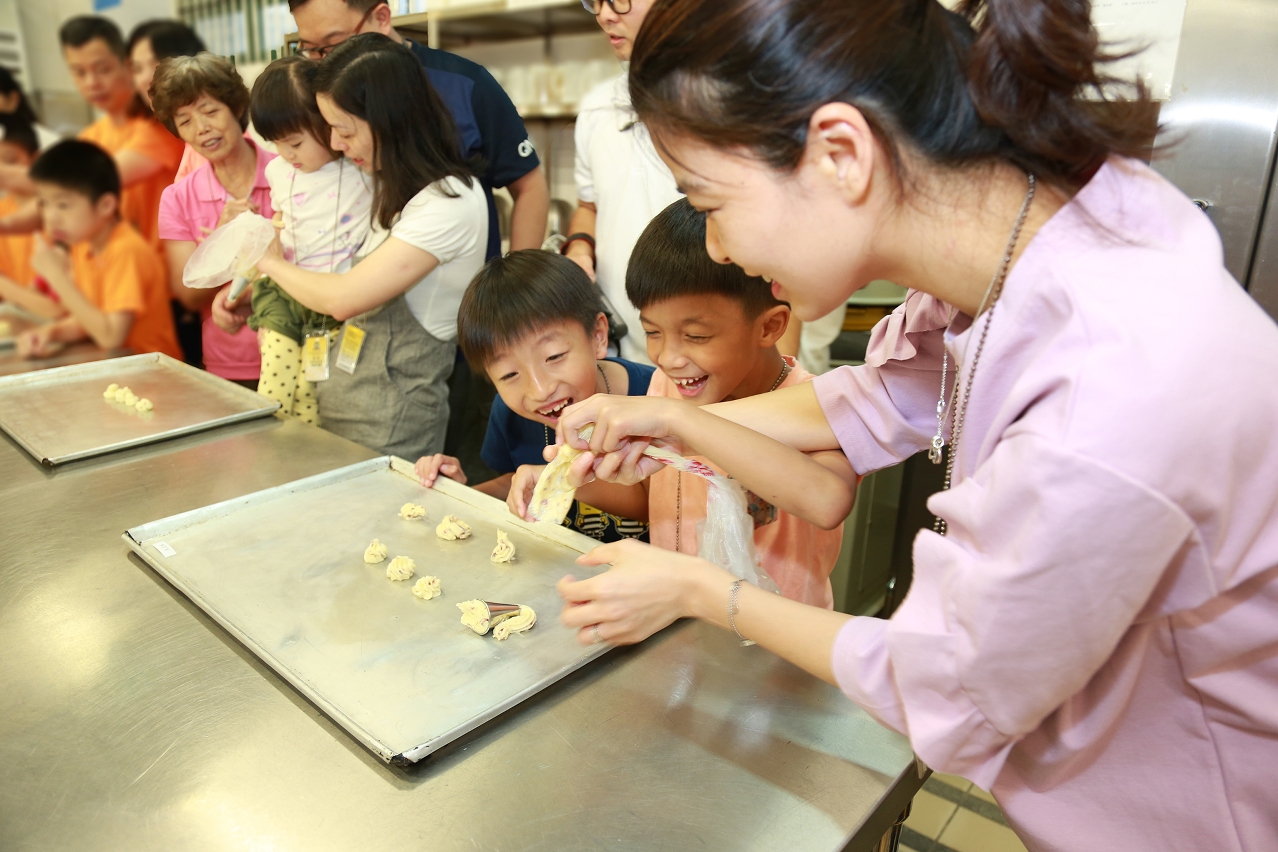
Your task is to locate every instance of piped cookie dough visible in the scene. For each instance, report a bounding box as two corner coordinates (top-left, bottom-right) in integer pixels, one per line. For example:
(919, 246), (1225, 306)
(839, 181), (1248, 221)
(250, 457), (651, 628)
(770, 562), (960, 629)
(436, 514), (471, 541)
(399, 503), (426, 520)
(412, 576), (441, 600)
(363, 538), (388, 563)
(103, 383), (119, 399)
(0, 320), (11, 336)
(490, 530), (516, 563)
(457, 600), (491, 634)
(385, 556), (415, 581)
(135, 398), (153, 413)
(492, 606), (536, 641)
(111, 386), (133, 403)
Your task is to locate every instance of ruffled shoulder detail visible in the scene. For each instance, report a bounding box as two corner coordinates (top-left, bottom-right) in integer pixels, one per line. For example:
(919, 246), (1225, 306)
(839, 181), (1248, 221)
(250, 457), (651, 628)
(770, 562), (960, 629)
(864, 290), (953, 368)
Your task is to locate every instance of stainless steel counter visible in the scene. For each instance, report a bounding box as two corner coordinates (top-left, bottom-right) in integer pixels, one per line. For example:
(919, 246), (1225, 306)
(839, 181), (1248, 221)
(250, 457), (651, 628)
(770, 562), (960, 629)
(0, 414), (920, 851)
(0, 341), (130, 376)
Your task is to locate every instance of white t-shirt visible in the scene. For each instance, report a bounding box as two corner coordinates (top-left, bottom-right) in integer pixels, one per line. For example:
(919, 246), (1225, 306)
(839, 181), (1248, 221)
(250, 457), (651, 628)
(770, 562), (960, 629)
(357, 175), (488, 341)
(266, 155), (372, 273)
(574, 72), (682, 364)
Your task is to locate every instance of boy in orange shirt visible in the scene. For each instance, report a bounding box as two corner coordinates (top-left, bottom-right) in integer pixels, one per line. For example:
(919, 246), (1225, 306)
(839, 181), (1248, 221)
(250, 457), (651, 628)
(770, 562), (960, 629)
(0, 115), (59, 318)
(15, 140), (179, 360)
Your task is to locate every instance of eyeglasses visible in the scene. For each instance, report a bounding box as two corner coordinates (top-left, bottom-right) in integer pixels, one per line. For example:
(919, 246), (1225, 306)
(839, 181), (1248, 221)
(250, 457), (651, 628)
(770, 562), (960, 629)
(295, 4), (378, 60)
(581, 0), (631, 15)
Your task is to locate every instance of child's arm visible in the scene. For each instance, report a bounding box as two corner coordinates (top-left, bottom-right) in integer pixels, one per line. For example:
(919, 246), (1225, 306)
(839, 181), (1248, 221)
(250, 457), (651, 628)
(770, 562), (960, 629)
(33, 240), (133, 350)
(16, 316), (87, 358)
(0, 274), (65, 320)
(507, 463), (649, 523)
(559, 395), (855, 531)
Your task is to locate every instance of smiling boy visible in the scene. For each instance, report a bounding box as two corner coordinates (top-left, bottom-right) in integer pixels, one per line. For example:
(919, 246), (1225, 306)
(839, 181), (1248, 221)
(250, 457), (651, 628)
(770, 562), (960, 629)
(629, 199), (848, 607)
(415, 250), (653, 542)
(15, 140), (179, 360)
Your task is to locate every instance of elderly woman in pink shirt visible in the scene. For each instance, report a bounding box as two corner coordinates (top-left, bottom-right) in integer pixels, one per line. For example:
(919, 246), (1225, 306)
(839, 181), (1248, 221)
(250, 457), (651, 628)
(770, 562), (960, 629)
(550, 1), (1278, 850)
(152, 52), (273, 387)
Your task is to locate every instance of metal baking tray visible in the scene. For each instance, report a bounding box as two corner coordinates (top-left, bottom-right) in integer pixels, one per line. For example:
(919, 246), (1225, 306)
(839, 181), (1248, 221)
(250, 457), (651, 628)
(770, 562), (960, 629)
(0, 303), (43, 348)
(0, 352), (280, 465)
(123, 456), (608, 764)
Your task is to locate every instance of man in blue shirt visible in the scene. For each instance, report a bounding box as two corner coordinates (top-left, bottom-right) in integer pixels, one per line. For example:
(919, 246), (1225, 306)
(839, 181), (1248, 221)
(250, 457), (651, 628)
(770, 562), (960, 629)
(288, 0), (549, 256)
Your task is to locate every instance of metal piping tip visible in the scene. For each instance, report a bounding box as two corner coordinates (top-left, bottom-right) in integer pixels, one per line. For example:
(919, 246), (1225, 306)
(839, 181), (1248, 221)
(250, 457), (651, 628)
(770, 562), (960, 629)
(459, 600), (524, 635)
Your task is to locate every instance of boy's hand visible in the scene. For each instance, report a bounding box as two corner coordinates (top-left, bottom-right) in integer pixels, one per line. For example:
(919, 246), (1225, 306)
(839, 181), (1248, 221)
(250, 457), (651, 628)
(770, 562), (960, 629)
(415, 454), (466, 488)
(16, 324), (60, 359)
(30, 235), (71, 285)
(506, 464), (545, 520)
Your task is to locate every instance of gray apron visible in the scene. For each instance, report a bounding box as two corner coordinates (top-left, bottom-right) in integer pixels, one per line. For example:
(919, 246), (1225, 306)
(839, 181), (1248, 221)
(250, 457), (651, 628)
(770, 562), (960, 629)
(315, 294), (455, 459)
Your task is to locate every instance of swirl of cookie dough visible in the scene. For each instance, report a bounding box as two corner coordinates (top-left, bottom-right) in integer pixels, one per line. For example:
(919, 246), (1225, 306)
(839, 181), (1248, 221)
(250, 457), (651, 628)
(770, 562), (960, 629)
(436, 514), (472, 541)
(492, 606), (536, 641)
(135, 398), (153, 413)
(103, 383), (119, 399)
(412, 576), (441, 600)
(457, 599), (490, 634)
(363, 538), (388, 563)
(385, 556), (415, 581)
(399, 502), (426, 520)
(490, 530), (516, 563)
(112, 386), (132, 403)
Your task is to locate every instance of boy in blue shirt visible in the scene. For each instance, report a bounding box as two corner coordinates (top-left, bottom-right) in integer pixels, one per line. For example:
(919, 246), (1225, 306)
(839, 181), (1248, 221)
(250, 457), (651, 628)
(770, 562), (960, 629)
(415, 250), (652, 542)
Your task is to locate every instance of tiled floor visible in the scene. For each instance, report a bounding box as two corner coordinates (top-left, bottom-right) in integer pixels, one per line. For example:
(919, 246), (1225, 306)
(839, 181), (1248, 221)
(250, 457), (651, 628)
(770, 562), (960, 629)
(900, 773), (1029, 852)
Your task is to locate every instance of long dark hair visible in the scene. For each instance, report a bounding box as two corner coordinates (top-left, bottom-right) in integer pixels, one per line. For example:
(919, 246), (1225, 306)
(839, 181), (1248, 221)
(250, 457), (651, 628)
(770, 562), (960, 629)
(313, 34), (473, 229)
(0, 68), (40, 127)
(630, 0), (1153, 189)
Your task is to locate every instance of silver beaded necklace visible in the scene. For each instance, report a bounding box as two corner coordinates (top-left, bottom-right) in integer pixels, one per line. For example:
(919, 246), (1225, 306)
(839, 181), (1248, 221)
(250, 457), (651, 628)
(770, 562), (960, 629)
(931, 173), (1036, 536)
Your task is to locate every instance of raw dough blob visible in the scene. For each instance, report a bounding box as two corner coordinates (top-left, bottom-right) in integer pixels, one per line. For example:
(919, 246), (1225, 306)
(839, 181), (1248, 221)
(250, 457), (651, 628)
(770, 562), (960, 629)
(490, 529), (516, 563)
(363, 538), (388, 563)
(458, 599), (491, 634)
(412, 576), (441, 600)
(112, 386), (132, 403)
(122, 392), (139, 406)
(399, 503), (426, 520)
(492, 606), (536, 641)
(436, 514), (472, 541)
(528, 426), (594, 523)
(0, 320), (11, 336)
(135, 398), (153, 413)
(103, 383), (119, 399)
(386, 556), (415, 581)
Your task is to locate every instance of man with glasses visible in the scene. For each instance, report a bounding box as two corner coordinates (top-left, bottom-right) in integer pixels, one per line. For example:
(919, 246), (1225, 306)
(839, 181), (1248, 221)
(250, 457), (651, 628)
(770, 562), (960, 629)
(560, 0), (680, 365)
(289, 0), (548, 257)
(289, 0), (549, 481)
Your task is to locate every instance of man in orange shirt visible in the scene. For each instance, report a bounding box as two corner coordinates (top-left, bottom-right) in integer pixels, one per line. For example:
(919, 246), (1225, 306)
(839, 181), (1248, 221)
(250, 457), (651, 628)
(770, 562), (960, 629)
(0, 17), (183, 249)
(15, 140), (179, 360)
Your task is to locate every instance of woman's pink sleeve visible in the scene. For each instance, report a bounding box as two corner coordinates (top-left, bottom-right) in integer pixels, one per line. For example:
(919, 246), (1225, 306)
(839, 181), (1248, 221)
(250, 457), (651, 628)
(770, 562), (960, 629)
(812, 290), (952, 475)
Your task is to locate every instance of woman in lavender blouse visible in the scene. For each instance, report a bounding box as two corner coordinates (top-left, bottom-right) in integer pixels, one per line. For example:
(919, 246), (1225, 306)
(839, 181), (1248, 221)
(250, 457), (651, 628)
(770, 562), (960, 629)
(548, 1), (1278, 850)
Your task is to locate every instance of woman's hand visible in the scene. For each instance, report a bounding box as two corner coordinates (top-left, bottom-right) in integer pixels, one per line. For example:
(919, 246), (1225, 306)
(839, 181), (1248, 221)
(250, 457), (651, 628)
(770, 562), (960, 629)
(506, 463), (545, 520)
(415, 454), (467, 487)
(211, 284), (251, 333)
(556, 395), (691, 484)
(557, 539), (731, 646)
(216, 196), (258, 229)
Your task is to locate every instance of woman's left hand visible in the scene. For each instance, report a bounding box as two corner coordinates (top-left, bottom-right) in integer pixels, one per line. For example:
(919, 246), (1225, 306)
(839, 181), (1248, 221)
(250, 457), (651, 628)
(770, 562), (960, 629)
(558, 539), (730, 646)
(211, 284), (252, 333)
(216, 196), (258, 229)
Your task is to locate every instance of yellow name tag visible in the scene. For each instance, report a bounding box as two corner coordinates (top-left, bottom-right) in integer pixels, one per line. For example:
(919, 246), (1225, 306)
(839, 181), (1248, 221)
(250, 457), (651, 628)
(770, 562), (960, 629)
(335, 323), (365, 375)
(302, 333), (330, 382)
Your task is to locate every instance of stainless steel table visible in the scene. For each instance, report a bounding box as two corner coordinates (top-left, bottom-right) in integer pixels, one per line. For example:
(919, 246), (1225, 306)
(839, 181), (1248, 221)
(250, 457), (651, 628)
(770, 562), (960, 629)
(0, 414), (921, 852)
(0, 341), (131, 376)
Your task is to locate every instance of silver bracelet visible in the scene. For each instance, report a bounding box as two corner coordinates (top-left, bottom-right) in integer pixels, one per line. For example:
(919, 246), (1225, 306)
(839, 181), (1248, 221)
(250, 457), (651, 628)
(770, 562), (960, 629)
(728, 579), (755, 647)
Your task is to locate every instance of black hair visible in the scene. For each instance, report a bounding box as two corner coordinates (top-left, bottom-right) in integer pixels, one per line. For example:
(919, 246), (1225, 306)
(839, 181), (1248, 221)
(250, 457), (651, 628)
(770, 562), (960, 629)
(0, 114), (39, 157)
(287, 0), (384, 13)
(313, 33), (475, 229)
(631, 0), (1155, 190)
(250, 56), (335, 154)
(626, 197), (783, 318)
(458, 250), (607, 372)
(59, 16), (127, 58)
(30, 139), (121, 203)
(0, 67), (41, 127)
(128, 19), (206, 60)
